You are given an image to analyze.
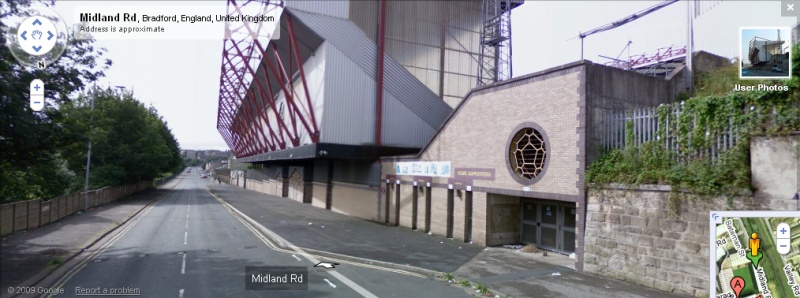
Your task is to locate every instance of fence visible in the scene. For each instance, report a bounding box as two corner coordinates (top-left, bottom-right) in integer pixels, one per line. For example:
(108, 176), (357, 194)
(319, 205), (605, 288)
(0, 180), (152, 236)
(601, 104), (749, 163)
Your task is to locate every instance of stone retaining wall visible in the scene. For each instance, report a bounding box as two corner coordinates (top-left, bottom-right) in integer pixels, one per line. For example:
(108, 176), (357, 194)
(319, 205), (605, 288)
(583, 186), (795, 297)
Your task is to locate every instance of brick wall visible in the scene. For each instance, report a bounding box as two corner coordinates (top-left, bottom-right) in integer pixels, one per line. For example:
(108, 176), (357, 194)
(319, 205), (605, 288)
(418, 66), (584, 197)
(429, 187), (449, 236)
(330, 183), (379, 221)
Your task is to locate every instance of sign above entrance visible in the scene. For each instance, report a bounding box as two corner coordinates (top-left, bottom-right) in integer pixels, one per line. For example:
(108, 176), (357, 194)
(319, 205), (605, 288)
(395, 161), (451, 177)
(454, 168), (495, 181)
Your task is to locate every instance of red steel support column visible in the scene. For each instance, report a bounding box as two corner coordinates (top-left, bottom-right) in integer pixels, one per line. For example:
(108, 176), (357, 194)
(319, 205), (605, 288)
(228, 40), (294, 148)
(221, 53), (283, 150)
(220, 67), (274, 153)
(229, 1), (314, 146)
(285, 14), (319, 142)
(375, 0), (387, 146)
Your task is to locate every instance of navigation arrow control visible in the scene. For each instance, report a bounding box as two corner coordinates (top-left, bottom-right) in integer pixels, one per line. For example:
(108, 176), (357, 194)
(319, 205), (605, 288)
(47, 31), (54, 40)
(32, 19), (42, 26)
(21, 31), (27, 40)
(314, 262), (339, 269)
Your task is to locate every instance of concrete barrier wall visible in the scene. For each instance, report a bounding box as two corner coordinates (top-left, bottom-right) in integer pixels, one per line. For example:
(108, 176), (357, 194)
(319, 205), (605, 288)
(0, 181), (152, 237)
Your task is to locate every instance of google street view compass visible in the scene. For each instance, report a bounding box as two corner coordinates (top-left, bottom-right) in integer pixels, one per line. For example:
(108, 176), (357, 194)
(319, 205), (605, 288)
(4, 4), (69, 69)
(17, 16), (58, 56)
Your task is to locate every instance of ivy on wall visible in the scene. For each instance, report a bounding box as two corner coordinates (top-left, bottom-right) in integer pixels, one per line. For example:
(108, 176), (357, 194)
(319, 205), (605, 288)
(587, 45), (799, 211)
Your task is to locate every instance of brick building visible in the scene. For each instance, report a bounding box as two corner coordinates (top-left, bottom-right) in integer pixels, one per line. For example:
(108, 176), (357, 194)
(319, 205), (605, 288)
(377, 59), (698, 271)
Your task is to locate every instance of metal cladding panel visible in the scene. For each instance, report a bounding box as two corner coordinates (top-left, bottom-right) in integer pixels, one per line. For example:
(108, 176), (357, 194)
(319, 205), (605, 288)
(348, 0), (378, 43)
(290, 9), (453, 146)
(380, 53), (452, 129)
(261, 42), (328, 148)
(320, 42), (376, 145)
(385, 1), (441, 47)
(381, 90), (435, 148)
(285, 0), (349, 19)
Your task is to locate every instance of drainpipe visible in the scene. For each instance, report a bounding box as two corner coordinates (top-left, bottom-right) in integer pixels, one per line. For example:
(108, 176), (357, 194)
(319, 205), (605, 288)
(375, 0), (387, 146)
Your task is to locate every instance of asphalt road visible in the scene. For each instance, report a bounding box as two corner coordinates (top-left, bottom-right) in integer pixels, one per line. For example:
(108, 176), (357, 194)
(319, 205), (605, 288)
(47, 173), (469, 298)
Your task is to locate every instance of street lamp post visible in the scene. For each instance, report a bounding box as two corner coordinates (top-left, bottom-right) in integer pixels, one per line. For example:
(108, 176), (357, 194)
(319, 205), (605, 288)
(83, 86), (125, 212)
(83, 87), (95, 212)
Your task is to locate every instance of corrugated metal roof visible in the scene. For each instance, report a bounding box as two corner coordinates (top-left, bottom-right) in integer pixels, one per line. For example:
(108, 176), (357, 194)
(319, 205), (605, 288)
(288, 8), (453, 130)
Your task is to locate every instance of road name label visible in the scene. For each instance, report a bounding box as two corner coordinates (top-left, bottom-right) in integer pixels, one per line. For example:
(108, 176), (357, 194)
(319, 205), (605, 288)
(725, 219), (746, 257)
(757, 267), (773, 298)
(784, 264), (800, 296)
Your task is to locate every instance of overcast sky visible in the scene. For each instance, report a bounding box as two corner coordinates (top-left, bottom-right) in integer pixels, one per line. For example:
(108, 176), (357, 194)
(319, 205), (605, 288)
(48, 1), (797, 151)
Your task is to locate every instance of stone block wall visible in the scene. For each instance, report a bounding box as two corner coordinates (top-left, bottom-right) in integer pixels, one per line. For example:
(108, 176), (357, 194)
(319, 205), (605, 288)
(583, 186), (789, 297)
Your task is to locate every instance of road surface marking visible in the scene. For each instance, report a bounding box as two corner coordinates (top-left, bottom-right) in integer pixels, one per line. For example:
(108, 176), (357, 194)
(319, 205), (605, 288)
(43, 180), (180, 298)
(324, 278), (337, 288)
(181, 253), (187, 274)
(184, 231), (188, 245)
(205, 188), (377, 298)
(179, 289), (184, 298)
(185, 221), (188, 229)
(292, 254), (302, 261)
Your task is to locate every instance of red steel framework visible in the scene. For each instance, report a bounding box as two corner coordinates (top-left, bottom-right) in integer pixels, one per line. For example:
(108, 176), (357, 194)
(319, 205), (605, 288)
(216, 0), (319, 158)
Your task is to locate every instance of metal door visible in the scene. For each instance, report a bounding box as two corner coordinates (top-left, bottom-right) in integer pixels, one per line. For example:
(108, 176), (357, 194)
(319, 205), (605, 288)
(520, 201), (537, 243)
(519, 200), (576, 254)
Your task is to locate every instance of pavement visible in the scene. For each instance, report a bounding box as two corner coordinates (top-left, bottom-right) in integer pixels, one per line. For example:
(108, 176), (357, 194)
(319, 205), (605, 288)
(204, 183), (484, 274)
(206, 182), (686, 298)
(2, 174), (469, 298)
(1, 172), (688, 298)
(0, 186), (168, 292)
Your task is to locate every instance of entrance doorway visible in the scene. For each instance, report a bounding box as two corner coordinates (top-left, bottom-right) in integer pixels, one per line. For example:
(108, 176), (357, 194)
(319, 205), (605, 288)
(520, 199), (576, 254)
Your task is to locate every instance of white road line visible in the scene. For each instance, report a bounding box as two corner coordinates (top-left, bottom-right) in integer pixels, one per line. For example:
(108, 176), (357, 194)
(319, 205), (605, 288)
(181, 253), (187, 274)
(178, 289), (184, 298)
(324, 278), (337, 288)
(185, 221), (188, 229)
(184, 232), (188, 245)
(292, 254), (302, 261)
(205, 188), (377, 298)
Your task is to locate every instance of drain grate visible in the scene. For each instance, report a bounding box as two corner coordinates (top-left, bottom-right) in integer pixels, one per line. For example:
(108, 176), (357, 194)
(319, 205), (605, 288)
(244, 246), (257, 250)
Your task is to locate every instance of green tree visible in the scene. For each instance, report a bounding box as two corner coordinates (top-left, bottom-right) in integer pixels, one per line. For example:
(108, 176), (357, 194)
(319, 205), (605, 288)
(0, 1), (110, 202)
(58, 89), (182, 189)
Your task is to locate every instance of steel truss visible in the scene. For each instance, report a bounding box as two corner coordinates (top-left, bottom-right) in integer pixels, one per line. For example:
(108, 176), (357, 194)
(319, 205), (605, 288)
(216, 0), (319, 158)
(476, 0), (521, 86)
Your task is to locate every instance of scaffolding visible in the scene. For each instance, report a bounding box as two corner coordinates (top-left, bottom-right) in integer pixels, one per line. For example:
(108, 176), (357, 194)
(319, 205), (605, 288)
(476, 0), (522, 86)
